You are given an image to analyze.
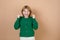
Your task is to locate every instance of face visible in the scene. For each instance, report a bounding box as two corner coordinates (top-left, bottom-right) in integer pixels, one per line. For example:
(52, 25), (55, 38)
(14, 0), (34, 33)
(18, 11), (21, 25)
(22, 9), (30, 17)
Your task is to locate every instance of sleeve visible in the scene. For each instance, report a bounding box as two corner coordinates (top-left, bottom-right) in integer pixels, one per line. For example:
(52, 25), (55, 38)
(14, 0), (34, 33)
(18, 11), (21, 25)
(32, 18), (38, 30)
(14, 17), (20, 30)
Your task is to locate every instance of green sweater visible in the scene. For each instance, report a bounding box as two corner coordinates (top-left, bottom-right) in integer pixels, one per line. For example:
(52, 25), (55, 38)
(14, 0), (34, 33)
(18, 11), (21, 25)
(14, 16), (38, 37)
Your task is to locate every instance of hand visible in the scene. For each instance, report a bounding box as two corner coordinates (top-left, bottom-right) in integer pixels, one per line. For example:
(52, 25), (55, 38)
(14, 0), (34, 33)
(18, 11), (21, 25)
(17, 14), (20, 18)
(32, 14), (35, 19)
(17, 10), (23, 18)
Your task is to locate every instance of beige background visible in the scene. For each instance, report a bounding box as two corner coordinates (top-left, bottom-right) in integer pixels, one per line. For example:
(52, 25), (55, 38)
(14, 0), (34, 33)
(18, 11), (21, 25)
(0, 0), (59, 40)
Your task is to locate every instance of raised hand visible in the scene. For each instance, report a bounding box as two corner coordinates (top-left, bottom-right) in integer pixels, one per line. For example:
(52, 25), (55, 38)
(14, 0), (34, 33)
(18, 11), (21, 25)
(17, 14), (21, 18)
(32, 14), (35, 19)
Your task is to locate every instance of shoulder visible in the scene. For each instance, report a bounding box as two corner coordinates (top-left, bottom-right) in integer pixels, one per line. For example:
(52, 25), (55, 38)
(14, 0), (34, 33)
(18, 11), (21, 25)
(29, 16), (35, 20)
(29, 16), (33, 19)
(17, 16), (23, 19)
(30, 16), (35, 19)
(20, 16), (23, 18)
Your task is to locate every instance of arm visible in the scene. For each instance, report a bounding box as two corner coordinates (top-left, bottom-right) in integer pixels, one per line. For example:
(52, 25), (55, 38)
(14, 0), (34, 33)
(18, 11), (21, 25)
(32, 14), (38, 30)
(14, 15), (21, 30)
(32, 18), (38, 30)
(14, 17), (20, 30)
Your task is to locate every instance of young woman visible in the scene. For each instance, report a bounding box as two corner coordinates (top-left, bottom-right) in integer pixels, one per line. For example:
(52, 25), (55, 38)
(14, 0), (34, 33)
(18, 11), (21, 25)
(14, 5), (38, 40)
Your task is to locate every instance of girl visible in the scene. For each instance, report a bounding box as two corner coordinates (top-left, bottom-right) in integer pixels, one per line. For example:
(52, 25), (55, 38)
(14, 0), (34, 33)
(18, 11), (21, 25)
(14, 5), (38, 40)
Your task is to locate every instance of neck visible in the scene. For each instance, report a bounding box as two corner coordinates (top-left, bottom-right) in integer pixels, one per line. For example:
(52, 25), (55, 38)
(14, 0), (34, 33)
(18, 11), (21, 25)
(24, 16), (28, 18)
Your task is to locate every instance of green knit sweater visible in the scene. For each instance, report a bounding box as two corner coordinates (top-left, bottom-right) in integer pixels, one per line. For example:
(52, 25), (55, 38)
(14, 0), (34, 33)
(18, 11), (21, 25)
(14, 16), (38, 37)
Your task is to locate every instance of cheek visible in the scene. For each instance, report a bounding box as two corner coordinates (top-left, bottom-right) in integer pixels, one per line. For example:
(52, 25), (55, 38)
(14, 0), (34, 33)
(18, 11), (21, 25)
(28, 12), (30, 15)
(23, 11), (26, 15)
(27, 11), (30, 14)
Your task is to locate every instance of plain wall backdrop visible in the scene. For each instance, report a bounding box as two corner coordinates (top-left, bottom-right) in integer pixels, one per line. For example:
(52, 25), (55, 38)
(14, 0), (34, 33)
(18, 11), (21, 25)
(0, 0), (59, 40)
